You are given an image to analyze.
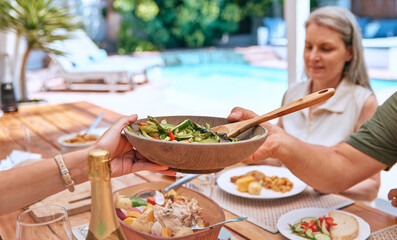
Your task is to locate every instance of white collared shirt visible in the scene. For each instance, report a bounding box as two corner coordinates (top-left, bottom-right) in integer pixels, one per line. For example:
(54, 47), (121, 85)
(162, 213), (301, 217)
(281, 79), (373, 146)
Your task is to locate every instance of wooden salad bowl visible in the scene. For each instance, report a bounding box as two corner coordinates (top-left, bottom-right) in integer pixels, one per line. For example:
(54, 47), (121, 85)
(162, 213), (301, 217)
(114, 182), (226, 240)
(124, 115), (268, 173)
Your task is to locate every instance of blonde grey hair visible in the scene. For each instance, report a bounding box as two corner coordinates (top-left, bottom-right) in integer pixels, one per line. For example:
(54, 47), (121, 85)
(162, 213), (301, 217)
(305, 6), (371, 90)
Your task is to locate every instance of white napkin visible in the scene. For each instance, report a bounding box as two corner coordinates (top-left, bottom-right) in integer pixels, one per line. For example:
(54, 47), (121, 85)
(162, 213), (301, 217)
(0, 150), (42, 171)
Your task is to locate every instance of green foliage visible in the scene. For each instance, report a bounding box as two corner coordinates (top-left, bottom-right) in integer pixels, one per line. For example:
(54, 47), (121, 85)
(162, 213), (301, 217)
(310, 0), (319, 10)
(0, 0), (81, 101)
(113, 0), (278, 53)
(0, 0), (81, 55)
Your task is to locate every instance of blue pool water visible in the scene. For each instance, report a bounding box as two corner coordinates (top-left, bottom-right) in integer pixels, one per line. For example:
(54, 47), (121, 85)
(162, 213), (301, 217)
(371, 78), (397, 92)
(150, 63), (289, 113)
(148, 63), (397, 115)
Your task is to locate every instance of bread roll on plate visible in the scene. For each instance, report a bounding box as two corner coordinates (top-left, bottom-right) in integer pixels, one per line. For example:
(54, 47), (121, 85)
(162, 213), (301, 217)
(329, 211), (359, 240)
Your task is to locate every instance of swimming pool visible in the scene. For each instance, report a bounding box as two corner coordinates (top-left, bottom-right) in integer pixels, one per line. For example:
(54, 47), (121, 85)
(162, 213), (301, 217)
(148, 63), (397, 116)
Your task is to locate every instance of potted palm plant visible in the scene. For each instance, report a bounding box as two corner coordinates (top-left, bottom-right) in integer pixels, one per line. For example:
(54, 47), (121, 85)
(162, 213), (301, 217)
(0, 0), (81, 102)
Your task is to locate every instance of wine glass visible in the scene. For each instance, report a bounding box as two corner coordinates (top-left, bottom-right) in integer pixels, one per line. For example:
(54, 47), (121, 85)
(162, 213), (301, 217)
(16, 205), (73, 240)
(186, 173), (215, 197)
(4, 124), (31, 164)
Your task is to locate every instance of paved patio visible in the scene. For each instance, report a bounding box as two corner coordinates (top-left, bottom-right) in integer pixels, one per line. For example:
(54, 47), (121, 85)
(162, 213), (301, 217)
(24, 46), (397, 208)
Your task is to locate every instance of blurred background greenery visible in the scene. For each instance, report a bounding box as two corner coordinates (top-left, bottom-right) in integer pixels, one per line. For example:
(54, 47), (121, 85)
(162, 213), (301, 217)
(112, 0), (284, 53)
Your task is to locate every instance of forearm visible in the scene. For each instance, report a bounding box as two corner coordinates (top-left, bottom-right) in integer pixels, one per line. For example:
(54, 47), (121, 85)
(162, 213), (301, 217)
(0, 147), (93, 215)
(275, 135), (385, 193)
(340, 173), (380, 202)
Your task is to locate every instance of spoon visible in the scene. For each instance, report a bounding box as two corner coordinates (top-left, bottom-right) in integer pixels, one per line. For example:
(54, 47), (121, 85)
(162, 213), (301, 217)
(86, 112), (105, 135)
(192, 216), (248, 230)
(211, 88), (335, 138)
(133, 174), (200, 204)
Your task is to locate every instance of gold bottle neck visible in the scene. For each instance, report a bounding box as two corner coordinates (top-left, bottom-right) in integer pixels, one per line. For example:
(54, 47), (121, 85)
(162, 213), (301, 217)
(88, 149), (111, 182)
(86, 149), (126, 240)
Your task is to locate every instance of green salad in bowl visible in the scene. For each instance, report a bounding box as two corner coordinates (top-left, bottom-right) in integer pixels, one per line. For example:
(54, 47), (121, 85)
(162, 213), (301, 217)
(124, 115), (268, 173)
(127, 116), (238, 143)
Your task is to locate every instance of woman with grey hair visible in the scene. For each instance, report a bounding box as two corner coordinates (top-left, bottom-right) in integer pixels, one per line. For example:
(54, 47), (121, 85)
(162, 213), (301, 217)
(253, 6), (380, 202)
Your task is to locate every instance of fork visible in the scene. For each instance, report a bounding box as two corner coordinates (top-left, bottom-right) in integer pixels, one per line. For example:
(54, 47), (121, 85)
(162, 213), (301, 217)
(192, 216), (248, 230)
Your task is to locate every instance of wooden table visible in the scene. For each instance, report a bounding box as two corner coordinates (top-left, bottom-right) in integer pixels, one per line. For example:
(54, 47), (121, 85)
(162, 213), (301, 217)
(0, 102), (395, 239)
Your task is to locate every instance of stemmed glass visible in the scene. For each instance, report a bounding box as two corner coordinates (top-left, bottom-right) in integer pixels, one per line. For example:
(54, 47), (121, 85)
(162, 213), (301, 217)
(5, 124), (31, 164)
(16, 205), (73, 240)
(185, 173), (216, 197)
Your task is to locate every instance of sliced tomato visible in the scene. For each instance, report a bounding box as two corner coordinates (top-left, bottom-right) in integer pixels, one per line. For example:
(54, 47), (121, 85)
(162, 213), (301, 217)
(146, 197), (156, 205)
(311, 224), (319, 232)
(302, 220), (315, 234)
(169, 129), (175, 141)
(326, 217), (337, 226)
(301, 222), (309, 226)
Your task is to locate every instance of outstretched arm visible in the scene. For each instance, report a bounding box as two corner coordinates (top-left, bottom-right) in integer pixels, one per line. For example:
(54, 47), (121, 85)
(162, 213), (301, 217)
(0, 115), (175, 215)
(339, 94), (380, 201)
(228, 107), (387, 194)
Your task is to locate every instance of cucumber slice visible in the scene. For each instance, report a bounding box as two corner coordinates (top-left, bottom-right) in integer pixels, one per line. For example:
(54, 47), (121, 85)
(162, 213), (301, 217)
(175, 134), (192, 141)
(305, 228), (314, 238)
(159, 123), (174, 129)
(145, 120), (156, 126)
(294, 223), (305, 233)
(140, 129), (151, 138)
(292, 223), (300, 229)
(315, 219), (321, 230)
(314, 233), (332, 240)
(321, 220), (330, 235)
(174, 119), (191, 131)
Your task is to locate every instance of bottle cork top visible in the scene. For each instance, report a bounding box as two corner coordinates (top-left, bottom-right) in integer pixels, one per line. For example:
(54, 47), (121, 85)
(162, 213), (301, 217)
(88, 149), (109, 160)
(88, 149), (111, 181)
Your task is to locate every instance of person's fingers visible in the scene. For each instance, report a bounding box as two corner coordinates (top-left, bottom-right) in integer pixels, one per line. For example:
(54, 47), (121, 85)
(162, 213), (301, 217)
(135, 151), (146, 159)
(242, 137), (276, 165)
(131, 159), (170, 172)
(154, 170), (177, 176)
(116, 134), (134, 155)
(227, 107), (244, 121)
(94, 114), (138, 159)
(243, 153), (259, 164)
(242, 109), (257, 120)
(388, 188), (397, 200)
(392, 198), (397, 208)
(100, 114), (138, 140)
(388, 188), (397, 207)
(113, 114), (138, 131)
(261, 122), (273, 130)
(110, 151), (134, 177)
(228, 107), (258, 121)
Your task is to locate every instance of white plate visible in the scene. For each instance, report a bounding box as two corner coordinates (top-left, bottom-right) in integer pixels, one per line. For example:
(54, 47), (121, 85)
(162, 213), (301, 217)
(277, 208), (371, 240)
(216, 165), (307, 199)
(57, 127), (109, 153)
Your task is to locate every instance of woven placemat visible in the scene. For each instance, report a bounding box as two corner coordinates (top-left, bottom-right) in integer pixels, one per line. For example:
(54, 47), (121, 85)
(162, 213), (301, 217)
(210, 186), (354, 233)
(369, 224), (397, 240)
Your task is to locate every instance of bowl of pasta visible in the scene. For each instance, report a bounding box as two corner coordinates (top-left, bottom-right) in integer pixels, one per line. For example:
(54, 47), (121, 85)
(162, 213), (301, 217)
(57, 132), (99, 153)
(124, 115), (268, 173)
